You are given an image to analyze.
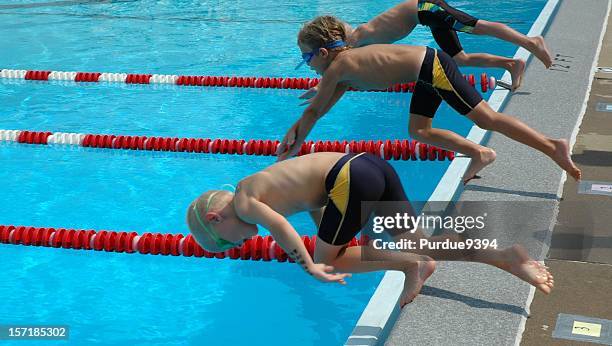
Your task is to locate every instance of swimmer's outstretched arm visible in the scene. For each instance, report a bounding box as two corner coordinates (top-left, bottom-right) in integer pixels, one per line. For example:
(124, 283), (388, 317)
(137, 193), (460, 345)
(277, 65), (346, 160)
(239, 197), (350, 284)
(300, 83), (348, 108)
(299, 80), (350, 105)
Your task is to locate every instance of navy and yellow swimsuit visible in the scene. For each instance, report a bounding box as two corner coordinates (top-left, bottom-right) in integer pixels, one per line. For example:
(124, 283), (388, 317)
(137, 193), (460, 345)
(417, 0), (479, 57)
(317, 153), (408, 246)
(410, 47), (483, 118)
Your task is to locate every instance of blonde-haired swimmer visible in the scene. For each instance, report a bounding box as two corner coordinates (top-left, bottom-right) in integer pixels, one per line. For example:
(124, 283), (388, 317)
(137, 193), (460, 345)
(300, 0), (552, 94)
(277, 15), (581, 184)
(187, 152), (554, 307)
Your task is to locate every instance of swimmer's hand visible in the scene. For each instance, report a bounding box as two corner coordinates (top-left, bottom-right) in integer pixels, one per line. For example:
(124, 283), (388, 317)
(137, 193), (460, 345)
(308, 263), (351, 285)
(299, 98), (313, 106)
(276, 115), (316, 161)
(298, 86), (319, 106)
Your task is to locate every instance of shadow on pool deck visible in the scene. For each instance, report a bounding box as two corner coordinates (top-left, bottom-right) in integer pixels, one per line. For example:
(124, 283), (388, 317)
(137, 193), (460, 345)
(420, 286), (528, 317)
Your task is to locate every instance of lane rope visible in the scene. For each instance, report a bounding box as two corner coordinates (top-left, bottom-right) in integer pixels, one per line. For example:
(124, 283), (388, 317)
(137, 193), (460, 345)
(0, 68), (499, 93)
(1, 129), (456, 161)
(0, 225), (368, 262)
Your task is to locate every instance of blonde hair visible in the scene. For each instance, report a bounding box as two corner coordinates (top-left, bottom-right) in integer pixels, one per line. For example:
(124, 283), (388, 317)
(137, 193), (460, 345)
(195, 190), (229, 212)
(185, 190), (232, 252)
(298, 15), (350, 51)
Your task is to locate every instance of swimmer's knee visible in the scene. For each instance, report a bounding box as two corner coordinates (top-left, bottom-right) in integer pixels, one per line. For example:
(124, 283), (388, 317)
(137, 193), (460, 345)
(470, 111), (497, 130)
(408, 126), (421, 140)
(472, 20), (492, 34)
(409, 126), (432, 141)
(323, 245), (350, 265)
(313, 241), (347, 263)
(409, 113), (434, 140)
(473, 20), (505, 35)
(452, 51), (470, 65)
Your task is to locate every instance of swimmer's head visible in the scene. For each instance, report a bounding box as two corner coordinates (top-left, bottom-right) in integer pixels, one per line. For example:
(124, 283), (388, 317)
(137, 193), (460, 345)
(296, 15), (351, 73)
(186, 190), (258, 253)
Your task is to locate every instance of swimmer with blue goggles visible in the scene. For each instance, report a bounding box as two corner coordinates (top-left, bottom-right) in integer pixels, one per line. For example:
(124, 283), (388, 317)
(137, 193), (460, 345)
(295, 40), (347, 70)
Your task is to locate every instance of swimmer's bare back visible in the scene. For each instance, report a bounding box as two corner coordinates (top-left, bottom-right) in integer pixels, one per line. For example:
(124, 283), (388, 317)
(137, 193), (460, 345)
(238, 152), (345, 216)
(333, 45), (426, 90)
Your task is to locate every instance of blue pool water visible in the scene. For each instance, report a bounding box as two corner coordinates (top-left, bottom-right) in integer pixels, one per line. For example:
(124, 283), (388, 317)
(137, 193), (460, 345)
(0, 0), (546, 345)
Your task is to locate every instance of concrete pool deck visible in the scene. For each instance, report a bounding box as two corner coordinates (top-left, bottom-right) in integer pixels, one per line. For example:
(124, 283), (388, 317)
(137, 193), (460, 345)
(521, 7), (612, 345)
(346, 0), (611, 345)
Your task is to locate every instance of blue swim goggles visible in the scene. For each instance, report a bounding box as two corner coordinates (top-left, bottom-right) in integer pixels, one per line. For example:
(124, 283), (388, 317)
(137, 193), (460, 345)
(295, 40), (346, 70)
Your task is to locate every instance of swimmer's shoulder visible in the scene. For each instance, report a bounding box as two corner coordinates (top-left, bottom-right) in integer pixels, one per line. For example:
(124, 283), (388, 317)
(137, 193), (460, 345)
(233, 178), (261, 219)
(235, 172), (272, 201)
(328, 49), (359, 75)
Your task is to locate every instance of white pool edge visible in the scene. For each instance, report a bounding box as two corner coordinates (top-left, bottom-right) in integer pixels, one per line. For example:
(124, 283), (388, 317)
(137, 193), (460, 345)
(345, 1), (562, 344)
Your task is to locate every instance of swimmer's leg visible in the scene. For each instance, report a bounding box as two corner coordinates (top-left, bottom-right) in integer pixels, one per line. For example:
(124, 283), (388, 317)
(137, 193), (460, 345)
(409, 59), (497, 184)
(472, 20), (553, 68)
(314, 241), (436, 307)
(308, 207), (325, 227)
(429, 28), (525, 91)
(389, 230), (554, 294)
(453, 51), (525, 91)
(466, 101), (581, 180)
(408, 114), (496, 184)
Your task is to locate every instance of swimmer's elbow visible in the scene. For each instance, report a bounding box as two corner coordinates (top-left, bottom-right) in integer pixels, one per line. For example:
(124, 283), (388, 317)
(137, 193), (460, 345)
(351, 24), (374, 47)
(303, 106), (323, 121)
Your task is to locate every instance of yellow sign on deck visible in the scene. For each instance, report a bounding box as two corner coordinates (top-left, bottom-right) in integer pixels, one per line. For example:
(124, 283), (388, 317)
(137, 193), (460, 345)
(572, 321), (602, 338)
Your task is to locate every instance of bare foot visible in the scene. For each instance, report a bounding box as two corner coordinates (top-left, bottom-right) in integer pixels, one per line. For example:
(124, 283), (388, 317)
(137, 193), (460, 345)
(463, 148), (497, 185)
(400, 258), (436, 307)
(499, 245), (554, 294)
(550, 139), (581, 180)
(508, 59), (526, 91)
(530, 36), (553, 68)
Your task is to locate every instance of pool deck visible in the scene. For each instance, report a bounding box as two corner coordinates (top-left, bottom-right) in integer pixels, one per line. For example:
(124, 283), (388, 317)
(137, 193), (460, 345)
(386, 1), (611, 345)
(347, 0), (612, 345)
(521, 5), (612, 345)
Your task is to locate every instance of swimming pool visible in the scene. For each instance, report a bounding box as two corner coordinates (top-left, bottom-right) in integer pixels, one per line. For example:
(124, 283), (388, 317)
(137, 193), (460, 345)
(0, 0), (546, 344)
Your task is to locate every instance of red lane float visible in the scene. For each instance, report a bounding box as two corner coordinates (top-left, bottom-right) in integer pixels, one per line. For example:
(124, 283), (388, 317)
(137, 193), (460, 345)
(24, 70), (52, 81)
(0, 68), (500, 93)
(0, 129), (455, 161)
(0, 225), (367, 261)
